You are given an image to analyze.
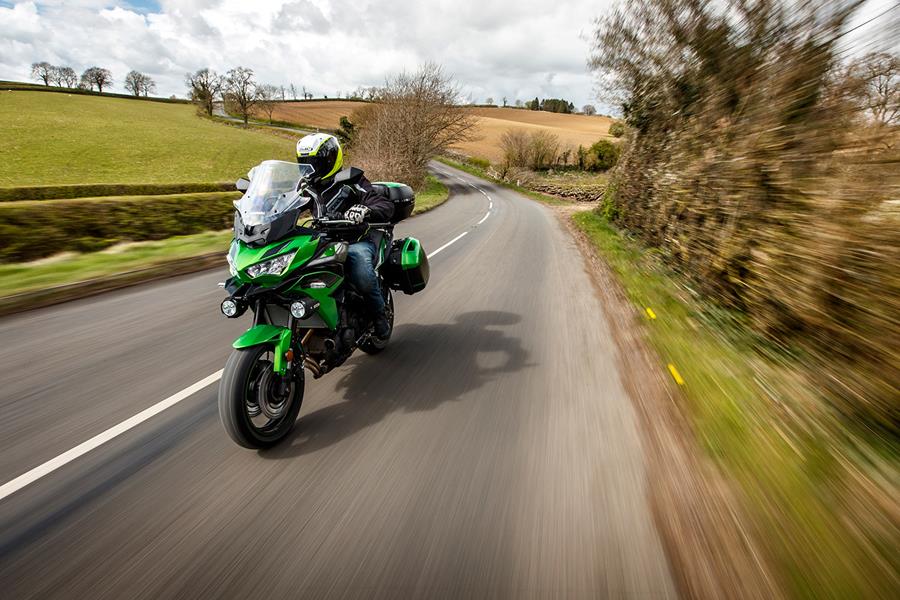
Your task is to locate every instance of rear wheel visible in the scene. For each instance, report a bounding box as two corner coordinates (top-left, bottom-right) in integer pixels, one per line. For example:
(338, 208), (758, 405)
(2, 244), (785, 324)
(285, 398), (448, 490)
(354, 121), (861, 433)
(218, 346), (304, 449)
(359, 290), (394, 355)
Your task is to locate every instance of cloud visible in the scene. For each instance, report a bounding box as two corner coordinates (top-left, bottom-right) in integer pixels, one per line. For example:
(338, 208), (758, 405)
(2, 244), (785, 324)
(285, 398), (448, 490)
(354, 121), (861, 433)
(0, 0), (613, 109)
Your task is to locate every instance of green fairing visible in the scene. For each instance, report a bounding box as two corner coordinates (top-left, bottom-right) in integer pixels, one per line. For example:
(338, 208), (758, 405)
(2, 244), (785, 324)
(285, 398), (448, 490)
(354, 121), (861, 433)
(232, 324), (292, 375)
(230, 235), (320, 285)
(401, 237), (422, 270)
(288, 270), (343, 329)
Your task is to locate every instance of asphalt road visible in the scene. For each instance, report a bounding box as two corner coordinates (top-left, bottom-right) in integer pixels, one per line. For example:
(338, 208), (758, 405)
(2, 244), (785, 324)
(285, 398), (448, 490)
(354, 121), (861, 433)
(0, 163), (676, 598)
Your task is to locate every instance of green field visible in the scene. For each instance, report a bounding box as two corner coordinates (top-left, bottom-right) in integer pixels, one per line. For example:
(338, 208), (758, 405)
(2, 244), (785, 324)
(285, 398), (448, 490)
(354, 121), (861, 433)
(0, 91), (296, 186)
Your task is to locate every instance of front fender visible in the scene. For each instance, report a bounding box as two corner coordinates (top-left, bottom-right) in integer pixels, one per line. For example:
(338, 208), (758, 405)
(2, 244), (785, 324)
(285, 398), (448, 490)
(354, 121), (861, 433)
(232, 324), (292, 375)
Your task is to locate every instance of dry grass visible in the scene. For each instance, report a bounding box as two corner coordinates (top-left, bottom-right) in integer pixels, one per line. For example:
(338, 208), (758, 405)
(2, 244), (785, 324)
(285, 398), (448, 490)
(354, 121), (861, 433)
(267, 100), (368, 130)
(268, 102), (614, 163)
(456, 108), (614, 163)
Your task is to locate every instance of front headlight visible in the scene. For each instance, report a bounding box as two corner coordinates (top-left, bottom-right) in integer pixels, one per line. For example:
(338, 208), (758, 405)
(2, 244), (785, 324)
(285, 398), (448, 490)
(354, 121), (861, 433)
(246, 251), (296, 278)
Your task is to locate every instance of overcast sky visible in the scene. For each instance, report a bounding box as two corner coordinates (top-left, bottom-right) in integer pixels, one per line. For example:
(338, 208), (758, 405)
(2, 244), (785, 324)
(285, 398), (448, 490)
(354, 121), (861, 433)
(0, 0), (614, 111)
(1, 0), (895, 114)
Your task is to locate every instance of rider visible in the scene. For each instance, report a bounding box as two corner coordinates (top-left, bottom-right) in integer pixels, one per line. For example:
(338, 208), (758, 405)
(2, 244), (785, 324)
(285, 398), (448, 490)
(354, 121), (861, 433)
(295, 133), (394, 339)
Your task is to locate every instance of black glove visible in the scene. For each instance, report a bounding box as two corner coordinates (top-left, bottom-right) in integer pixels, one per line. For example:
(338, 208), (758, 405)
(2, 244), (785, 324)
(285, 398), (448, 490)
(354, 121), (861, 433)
(345, 204), (370, 224)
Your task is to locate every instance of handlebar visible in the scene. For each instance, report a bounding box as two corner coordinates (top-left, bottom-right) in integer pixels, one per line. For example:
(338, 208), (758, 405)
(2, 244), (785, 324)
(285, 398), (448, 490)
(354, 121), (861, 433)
(314, 219), (393, 229)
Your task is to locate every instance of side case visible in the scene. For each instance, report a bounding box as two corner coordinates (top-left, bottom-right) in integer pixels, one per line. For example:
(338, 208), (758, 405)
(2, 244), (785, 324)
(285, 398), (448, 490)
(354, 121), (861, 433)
(384, 237), (429, 295)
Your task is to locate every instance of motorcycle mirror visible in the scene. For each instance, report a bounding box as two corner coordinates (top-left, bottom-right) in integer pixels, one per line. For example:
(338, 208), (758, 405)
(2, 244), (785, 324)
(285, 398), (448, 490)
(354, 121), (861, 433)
(235, 177), (250, 192)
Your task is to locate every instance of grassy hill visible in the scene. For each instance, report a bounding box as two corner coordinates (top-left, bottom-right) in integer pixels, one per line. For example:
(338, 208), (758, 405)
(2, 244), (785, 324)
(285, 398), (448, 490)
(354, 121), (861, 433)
(0, 91), (296, 186)
(266, 101), (614, 163)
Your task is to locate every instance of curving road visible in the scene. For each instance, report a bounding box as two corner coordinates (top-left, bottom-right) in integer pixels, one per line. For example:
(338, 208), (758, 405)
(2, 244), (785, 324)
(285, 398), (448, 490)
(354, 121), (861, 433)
(0, 163), (676, 598)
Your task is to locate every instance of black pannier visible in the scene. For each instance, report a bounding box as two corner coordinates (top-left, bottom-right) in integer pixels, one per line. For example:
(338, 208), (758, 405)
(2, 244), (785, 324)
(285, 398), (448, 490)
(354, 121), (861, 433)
(372, 182), (415, 223)
(383, 237), (429, 295)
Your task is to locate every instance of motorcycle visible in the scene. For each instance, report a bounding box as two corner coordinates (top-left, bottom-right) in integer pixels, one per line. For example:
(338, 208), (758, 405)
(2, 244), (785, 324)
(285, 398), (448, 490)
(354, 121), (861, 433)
(217, 160), (429, 448)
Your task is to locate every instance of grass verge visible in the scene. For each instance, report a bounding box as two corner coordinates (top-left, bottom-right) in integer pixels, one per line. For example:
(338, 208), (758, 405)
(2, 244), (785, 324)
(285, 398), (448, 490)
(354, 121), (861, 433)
(571, 210), (897, 599)
(0, 231), (231, 299)
(412, 174), (449, 214)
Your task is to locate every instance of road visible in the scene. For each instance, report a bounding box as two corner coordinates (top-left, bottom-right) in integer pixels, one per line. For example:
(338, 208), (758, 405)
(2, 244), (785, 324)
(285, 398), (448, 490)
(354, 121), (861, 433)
(211, 102), (314, 135)
(0, 163), (676, 598)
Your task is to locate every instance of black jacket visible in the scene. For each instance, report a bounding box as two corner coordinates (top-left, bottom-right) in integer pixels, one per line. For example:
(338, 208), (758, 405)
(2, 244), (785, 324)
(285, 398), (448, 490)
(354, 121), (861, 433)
(317, 171), (394, 224)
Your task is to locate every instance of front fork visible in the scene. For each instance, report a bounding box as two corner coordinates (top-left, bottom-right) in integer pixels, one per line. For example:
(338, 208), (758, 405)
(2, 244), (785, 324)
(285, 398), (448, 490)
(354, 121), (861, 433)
(232, 305), (301, 378)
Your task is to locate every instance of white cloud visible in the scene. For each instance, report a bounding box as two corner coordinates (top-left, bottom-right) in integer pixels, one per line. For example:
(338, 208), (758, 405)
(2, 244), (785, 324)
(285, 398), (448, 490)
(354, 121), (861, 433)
(0, 0), (613, 109)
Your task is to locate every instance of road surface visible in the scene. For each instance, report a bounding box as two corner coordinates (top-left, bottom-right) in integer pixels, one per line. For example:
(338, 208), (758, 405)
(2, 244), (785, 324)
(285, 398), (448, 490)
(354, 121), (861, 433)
(212, 102), (314, 135)
(0, 163), (676, 598)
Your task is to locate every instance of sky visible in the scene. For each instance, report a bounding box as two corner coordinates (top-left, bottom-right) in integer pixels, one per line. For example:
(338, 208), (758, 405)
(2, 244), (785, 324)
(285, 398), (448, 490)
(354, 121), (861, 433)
(0, 0), (895, 114)
(0, 0), (613, 111)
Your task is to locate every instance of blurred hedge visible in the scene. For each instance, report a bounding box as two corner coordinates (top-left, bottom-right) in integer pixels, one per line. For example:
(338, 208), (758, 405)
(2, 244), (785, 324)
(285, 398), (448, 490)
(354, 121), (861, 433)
(0, 192), (238, 263)
(0, 182), (235, 202)
(592, 0), (899, 436)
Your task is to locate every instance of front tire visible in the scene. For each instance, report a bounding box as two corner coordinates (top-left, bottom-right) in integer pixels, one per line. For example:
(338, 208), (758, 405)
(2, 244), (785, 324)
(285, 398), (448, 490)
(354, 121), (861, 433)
(218, 346), (304, 449)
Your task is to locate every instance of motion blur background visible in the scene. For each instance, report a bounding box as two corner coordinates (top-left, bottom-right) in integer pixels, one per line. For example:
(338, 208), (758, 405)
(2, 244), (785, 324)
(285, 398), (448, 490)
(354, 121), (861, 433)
(0, 0), (897, 598)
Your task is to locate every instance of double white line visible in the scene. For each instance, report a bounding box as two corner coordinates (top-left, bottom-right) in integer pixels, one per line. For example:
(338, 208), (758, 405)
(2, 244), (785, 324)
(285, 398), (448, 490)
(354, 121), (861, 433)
(0, 172), (493, 503)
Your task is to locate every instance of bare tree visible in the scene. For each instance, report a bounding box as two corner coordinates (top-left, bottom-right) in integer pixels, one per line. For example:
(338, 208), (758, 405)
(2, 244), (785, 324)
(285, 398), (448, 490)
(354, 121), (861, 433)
(141, 74), (157, 97)
(352, 63), (477, 187)
(255, 84), (280, 123)
(289, 83), (298, 100)
(31, 62), (55, 86)
(57, 67), (78, 88)
(514, 99), (523, 107)
(186, 68), (223, 116)
(582, 104), (597, 115)
(124, 70), (156, 97)
(225, 67), (258, 124)
(499, 129), (531, 169)
(485, 97), (495, 106)
(528, 130), (559, 169)
(846, 52), (899, 127)
(502, 96), (508, 107)
(81, 67), (113, 93)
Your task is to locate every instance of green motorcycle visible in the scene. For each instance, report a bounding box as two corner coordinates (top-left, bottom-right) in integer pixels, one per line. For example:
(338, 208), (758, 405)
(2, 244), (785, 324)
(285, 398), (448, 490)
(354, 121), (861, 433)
(217, 160), (429, 448)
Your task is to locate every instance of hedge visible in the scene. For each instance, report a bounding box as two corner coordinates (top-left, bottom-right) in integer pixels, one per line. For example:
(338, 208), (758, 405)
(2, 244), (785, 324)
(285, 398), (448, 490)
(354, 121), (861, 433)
(0, 81), (191, 104)
(0, 192), (239, 263)
(0, 182), (235, 202)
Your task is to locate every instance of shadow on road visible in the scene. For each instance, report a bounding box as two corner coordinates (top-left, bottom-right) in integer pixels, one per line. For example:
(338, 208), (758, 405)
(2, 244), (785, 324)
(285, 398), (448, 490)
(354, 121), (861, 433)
(259, 311), (532, 459)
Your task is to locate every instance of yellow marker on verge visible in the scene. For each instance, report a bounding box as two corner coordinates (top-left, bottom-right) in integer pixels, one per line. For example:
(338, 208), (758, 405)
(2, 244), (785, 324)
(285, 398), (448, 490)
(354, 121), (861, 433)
(667, 364), (685, 385)
(646, 307), (657, 320)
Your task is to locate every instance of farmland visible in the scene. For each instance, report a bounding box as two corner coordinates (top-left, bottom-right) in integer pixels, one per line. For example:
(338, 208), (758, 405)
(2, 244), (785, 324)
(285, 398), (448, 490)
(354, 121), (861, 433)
(0, 91), (296, 186)
(266, 101), (615, 163)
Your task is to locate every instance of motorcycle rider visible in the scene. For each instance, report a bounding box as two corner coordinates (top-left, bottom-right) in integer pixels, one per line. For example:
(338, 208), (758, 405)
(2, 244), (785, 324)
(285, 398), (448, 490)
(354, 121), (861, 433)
(295, 133), (394, 340)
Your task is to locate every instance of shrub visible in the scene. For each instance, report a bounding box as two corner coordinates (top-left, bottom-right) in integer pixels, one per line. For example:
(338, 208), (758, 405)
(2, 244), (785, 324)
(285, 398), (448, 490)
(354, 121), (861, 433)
(0, 192), (239, 262)
(608, 121), (626, 137)
(466, 156), (491, 170)
(590, 0), (899, 435)
(588, 139), (620, 171)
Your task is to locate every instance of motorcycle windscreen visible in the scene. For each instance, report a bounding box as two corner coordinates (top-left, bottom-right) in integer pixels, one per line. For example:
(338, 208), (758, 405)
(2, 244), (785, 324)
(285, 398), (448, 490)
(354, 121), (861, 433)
(236, 160), (314, 226)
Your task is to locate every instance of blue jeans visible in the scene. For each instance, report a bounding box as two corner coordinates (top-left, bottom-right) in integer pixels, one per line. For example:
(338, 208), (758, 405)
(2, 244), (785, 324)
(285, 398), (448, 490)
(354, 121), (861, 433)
(346, 240), (385, 315)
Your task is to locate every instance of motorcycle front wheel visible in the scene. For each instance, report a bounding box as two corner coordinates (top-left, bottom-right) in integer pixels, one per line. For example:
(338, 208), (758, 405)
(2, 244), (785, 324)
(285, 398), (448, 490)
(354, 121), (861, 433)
(218, 346), (304, 449)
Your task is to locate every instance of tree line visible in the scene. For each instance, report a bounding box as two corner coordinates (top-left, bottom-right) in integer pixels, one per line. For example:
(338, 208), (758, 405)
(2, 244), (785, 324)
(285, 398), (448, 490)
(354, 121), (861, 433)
(30, 62), (157, 97)
(185, 67), (327, 124)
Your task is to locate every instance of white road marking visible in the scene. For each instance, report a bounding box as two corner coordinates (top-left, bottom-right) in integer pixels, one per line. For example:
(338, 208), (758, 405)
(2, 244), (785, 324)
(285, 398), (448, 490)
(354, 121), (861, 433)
(427, 231), (469, 258)
(0, 166), (494, 502)
(0, 370), (224, 502)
